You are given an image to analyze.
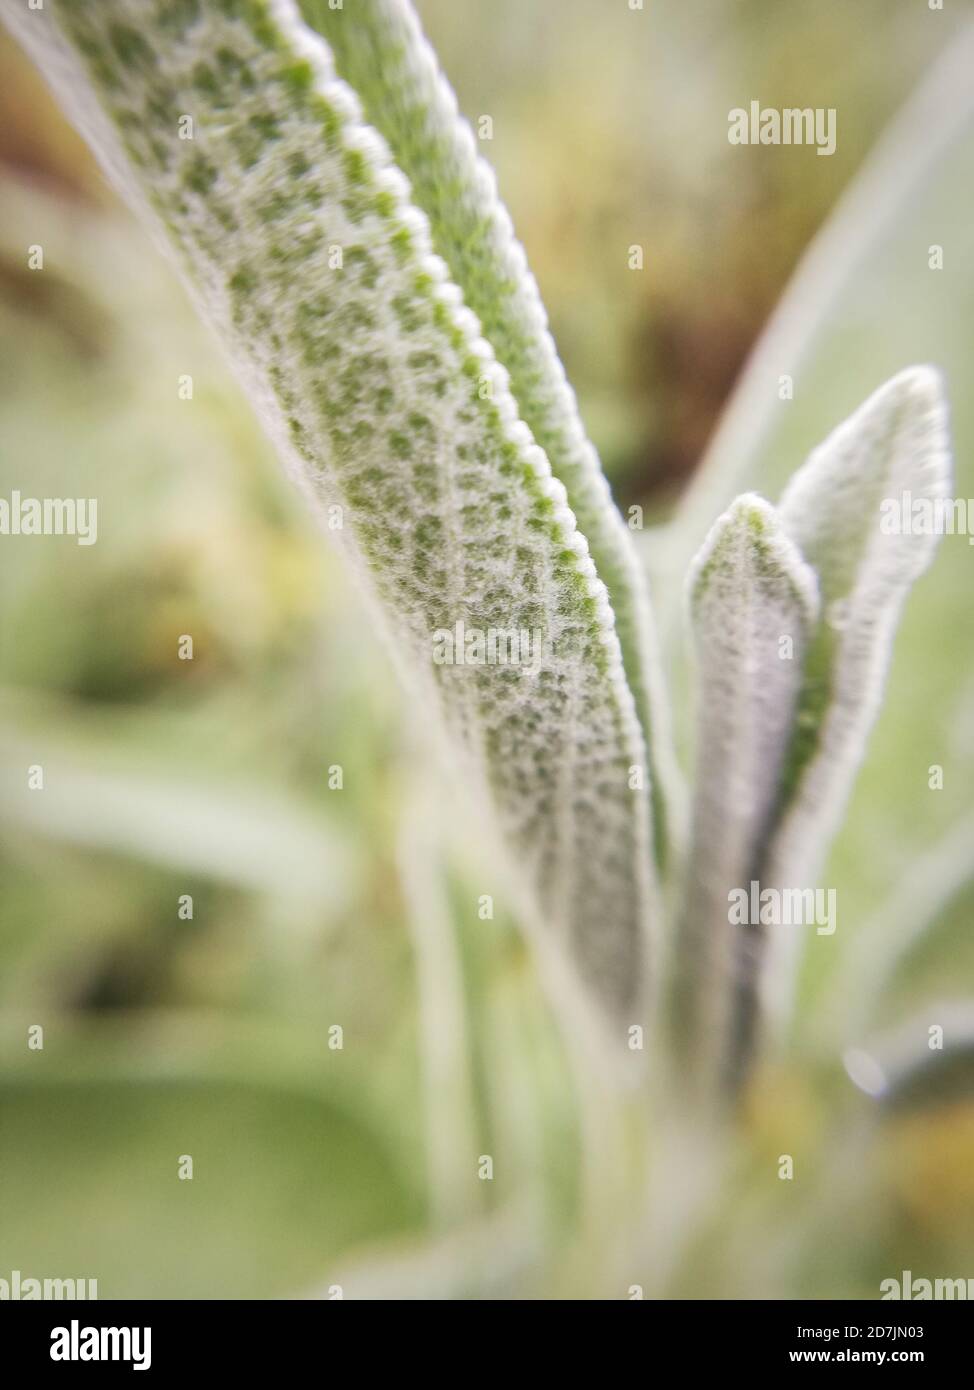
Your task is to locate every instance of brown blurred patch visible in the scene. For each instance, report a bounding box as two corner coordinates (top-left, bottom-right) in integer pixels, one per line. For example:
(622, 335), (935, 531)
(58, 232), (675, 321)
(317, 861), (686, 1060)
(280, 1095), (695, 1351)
(0, 32), (107, 204)
(641, 297), (758, 498)
(0, 253), (113, 359)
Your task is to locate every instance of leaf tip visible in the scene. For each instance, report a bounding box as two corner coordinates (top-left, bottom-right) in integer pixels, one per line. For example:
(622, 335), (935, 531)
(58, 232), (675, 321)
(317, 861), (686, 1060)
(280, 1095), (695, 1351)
(688, 492), (820, 630)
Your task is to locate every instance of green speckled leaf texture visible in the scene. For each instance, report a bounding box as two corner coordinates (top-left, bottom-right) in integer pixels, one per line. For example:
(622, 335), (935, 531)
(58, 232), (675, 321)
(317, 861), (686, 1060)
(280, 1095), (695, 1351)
(301, 0), (676, 862)
(3, 0), (657, 1021)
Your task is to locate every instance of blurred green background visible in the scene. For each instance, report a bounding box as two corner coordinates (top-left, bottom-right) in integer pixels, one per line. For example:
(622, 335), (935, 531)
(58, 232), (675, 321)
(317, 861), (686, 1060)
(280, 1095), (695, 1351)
(0, 0), (972, 1298)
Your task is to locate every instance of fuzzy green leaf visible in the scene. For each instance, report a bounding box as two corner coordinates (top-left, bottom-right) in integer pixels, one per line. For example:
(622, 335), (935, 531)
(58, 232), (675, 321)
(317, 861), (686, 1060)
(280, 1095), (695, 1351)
(760, 367), (952, 1021)
(675, 494), (819, 1089)
(300, 0), (678, 862)
(3, 0), (656, 1022)
(772, 368), (951, 877)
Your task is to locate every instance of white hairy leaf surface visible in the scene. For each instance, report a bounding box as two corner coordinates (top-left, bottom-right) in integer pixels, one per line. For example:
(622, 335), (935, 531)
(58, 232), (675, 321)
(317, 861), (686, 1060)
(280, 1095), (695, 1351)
(761, 367), (952, 1022)
(675, 495), (819, 1088)
(300, 0), (678, 860)
(3, 0), (656, 1020)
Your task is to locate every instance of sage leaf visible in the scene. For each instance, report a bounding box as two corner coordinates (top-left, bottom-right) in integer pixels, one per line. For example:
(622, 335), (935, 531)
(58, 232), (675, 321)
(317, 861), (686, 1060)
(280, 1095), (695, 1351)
(675, 494), (819, 1089)
(761, 367), (952, 1020)
(2, 0), (657, 1021)
(301, 0), (679, 860)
